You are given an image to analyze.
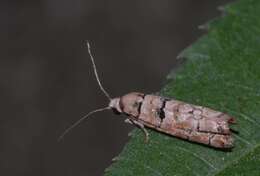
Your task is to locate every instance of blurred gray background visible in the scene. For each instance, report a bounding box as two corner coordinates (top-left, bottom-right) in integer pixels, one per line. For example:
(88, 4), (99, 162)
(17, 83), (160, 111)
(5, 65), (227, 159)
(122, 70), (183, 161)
(4, 0), (233, 175)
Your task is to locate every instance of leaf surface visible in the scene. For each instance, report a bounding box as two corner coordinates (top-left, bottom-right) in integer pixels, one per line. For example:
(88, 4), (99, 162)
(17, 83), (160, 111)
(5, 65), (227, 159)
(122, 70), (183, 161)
(105, 0), (260, 175)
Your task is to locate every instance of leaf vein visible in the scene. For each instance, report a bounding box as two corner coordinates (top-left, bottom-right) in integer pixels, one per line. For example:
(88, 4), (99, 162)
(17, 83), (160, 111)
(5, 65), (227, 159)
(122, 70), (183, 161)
(175, 146), (217, 170)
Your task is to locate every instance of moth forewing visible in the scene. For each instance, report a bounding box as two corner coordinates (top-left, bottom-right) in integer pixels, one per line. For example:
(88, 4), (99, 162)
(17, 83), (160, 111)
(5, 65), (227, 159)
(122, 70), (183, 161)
(109, 93), (234, 149)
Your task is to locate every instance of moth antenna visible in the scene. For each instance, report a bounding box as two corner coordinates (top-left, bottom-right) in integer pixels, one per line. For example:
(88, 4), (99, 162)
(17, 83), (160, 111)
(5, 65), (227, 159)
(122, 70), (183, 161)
(87, 41), (112, 101)
(58, 106), (111, 141)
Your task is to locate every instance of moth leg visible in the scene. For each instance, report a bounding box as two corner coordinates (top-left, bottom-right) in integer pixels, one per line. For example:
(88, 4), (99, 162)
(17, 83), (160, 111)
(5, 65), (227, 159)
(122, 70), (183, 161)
(128, 119), (149, 143)
(124, 119), (133, 124)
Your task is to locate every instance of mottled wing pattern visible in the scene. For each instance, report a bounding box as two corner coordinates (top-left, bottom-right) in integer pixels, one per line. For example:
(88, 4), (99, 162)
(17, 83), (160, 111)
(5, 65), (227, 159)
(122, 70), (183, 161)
(137, 95), (234, 148)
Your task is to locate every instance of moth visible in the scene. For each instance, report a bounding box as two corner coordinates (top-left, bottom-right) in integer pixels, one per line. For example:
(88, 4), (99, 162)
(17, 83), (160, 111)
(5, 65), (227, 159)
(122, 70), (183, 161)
(59, 42), (235, 149)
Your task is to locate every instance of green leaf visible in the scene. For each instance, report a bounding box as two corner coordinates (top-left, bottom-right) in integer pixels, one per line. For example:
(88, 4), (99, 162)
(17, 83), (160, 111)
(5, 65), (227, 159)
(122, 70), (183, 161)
(105, 0), (260, 175)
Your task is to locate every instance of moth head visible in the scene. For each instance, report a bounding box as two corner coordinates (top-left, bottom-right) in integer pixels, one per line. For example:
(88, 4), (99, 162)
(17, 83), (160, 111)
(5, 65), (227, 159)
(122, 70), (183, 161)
(109, 98), (122, 114)
(110, 92), (144, 117)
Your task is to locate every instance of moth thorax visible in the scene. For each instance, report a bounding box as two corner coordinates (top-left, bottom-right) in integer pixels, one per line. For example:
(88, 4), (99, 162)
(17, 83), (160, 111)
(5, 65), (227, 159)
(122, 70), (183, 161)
(109, 98), (122, 114)
(118, 92), (144, 117)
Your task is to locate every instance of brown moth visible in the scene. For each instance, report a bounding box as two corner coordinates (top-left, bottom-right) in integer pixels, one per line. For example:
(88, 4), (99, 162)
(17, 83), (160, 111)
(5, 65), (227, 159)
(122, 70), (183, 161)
(59, 42), (235, 149)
